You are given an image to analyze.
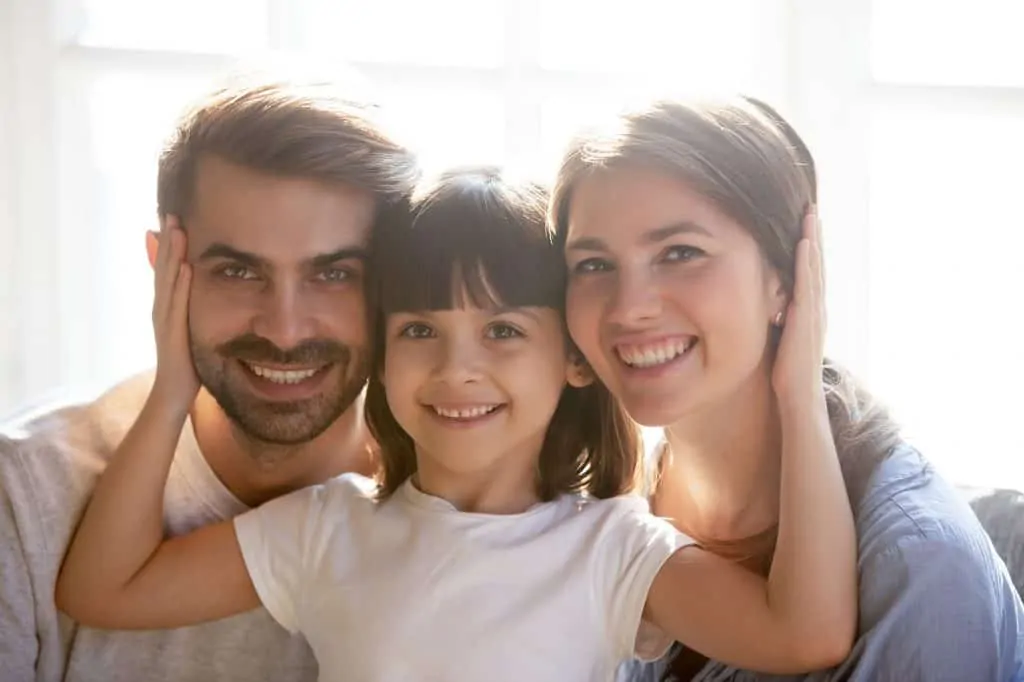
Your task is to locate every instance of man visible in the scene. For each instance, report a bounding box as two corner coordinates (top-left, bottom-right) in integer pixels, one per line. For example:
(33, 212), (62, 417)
(0, 77), (418, 681)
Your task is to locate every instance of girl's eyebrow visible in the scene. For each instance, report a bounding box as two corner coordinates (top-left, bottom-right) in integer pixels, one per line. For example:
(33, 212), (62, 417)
(490, 307), (543, 322)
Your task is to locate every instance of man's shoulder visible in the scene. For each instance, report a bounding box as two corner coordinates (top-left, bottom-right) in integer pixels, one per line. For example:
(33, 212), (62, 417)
(0, 371), (155, 486)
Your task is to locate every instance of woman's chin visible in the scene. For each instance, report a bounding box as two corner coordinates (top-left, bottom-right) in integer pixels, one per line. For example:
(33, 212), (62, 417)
(621, 395), (693, 429)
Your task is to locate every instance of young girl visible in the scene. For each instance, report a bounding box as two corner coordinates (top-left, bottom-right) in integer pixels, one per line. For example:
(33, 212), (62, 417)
(56, 167), (856, 681)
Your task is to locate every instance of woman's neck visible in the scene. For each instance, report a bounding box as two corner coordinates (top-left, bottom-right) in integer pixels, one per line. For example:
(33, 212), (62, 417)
(655, 371), (782, 544)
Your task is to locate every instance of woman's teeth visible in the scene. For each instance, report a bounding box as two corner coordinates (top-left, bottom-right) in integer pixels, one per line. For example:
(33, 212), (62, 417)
(616, 339), (694, 368)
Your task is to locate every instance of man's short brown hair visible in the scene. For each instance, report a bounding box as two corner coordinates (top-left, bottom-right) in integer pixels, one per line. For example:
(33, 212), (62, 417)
(157, 78), (419, 218)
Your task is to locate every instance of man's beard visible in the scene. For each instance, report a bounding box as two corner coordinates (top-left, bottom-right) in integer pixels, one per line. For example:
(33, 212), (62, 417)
(191, 332), (369, 446)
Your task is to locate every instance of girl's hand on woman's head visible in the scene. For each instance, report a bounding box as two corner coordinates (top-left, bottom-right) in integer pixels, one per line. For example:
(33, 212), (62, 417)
(771, 208), (826, 409)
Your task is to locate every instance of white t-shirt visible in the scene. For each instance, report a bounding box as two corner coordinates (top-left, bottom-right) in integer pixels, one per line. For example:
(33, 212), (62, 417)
(234, 473), (692, 682)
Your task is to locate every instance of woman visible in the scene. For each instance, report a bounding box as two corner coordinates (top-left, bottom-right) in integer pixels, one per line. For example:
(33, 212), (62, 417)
(550, 97), (1024, 681)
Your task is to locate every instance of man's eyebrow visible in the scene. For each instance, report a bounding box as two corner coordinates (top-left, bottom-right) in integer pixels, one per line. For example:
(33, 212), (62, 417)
(197, 243), (266, 266)
(195, 244), (367, 269)
(309, 248), (368, 268)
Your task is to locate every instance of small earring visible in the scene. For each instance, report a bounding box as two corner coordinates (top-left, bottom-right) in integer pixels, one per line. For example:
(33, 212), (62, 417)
(772, 311), (785, 327)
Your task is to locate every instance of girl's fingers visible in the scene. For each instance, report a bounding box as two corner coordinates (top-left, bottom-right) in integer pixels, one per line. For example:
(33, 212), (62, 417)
(155, 224), (186, 325)
(791, 237), (811, 306)
(152, 231), (172, 322)
(812, 213), (824, 299)
(169, 263), (192, 334)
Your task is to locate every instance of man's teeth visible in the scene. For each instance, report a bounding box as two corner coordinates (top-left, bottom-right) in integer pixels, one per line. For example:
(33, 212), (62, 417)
(434, 405), (500, 419)
(617, 339), (694, 368)
(246, 363), (319, 384)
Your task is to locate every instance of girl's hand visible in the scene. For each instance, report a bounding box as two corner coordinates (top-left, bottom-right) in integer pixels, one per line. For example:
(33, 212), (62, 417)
(771, 208), (826, 409)
(150, 216), (199, 415)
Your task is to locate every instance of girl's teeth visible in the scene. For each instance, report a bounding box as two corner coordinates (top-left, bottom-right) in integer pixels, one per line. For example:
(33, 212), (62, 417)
(246, 363), (319, 384)
(434, 405), (499, 419)
(618, 340), (693, 368)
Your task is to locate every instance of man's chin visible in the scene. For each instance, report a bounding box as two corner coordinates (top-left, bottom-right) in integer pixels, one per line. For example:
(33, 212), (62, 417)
(208, 379), (366, 446)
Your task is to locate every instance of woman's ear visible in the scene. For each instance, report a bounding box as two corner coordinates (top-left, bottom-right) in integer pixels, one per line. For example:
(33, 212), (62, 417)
(566, 352), (595, 388)
(765, 265), (789, 328)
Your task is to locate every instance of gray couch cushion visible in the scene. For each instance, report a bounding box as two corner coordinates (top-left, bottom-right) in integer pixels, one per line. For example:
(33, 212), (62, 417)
(963, 486), (1024, 598)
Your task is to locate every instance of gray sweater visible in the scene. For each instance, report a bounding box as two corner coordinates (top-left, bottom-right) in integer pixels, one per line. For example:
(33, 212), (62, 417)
(0, 372), (318, 682)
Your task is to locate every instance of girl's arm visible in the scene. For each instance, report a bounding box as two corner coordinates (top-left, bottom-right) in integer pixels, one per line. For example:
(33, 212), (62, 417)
(55, 224), (260, 629)
(645, 210), (858, 673)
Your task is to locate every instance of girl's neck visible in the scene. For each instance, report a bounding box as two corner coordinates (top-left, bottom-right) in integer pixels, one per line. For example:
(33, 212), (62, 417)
(655, 370), (782, 545)
(414, 444), (543, 515)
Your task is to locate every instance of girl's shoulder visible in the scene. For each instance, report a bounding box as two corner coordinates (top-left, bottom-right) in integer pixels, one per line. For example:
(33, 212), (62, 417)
(568, 492), (682, 544)
(573, 491), (654, 516)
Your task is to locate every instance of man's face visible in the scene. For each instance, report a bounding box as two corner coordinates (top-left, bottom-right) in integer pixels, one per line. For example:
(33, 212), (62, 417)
(183, 156), (376, 445)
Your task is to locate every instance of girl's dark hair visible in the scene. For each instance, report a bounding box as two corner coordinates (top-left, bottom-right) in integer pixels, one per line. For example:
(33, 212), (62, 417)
(366, 167), (642, 500)
(549, 97), (903, 505)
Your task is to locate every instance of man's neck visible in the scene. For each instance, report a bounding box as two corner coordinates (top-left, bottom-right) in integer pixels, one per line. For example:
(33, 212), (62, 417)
(655, 370), (782, 542)
(190, 389), (375, 507)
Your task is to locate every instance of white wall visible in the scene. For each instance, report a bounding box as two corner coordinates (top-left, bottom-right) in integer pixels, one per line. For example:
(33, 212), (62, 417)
(3, 0), (1022, 486)
(0, 0), (16, 415)
(1, 0), (65, 416)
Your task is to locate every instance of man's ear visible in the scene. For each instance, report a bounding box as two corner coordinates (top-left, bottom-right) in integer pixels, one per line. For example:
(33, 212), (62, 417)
(147, 214), (182, 270)
(566, 352), (595, 388)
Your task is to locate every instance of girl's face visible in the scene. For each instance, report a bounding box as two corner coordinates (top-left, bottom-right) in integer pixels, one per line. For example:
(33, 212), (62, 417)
(563, 166), (786, 427)
(382, 300), (586, 489)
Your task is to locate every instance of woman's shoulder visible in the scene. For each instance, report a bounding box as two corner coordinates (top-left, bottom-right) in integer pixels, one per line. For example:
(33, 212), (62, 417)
(855, 442), (985, 549)
(853, 442), (1018, 603)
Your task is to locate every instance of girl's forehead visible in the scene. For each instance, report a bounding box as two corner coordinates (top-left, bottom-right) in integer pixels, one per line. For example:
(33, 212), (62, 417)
(380, 254), (564, 315)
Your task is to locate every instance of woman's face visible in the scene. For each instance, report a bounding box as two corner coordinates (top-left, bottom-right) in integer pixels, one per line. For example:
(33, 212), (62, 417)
(563, 166), (786, 427)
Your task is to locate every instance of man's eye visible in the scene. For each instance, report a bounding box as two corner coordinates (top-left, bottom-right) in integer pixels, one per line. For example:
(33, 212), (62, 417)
(220, 264), (257, 280)
(316, 268), (352, 283)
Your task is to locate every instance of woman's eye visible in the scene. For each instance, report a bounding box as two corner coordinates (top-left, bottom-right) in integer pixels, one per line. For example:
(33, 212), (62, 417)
(662, 245), (704, 263)
(486, 323), (523, 340)
(572, 258), (612, 275)
(399, 322), (434, 339)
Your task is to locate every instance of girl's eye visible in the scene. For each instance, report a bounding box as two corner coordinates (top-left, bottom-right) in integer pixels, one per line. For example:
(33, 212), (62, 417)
(662, 245), (705, 263)
(572, 258), (613, 275)
(399, 322), (434, 339)
(486, 323), (523, 340)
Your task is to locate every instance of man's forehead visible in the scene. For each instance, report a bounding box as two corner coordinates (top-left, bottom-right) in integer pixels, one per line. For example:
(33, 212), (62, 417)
(186, 157), (376, 256)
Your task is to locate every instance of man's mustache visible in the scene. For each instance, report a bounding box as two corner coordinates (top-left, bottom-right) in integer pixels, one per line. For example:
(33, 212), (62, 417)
(215, 333), (349, 366)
